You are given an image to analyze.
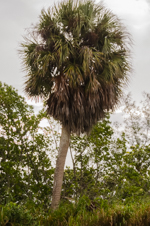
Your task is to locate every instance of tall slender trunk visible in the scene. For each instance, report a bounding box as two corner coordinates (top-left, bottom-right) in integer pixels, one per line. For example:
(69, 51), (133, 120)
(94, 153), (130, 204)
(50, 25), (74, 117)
(51, 125), (70, 210)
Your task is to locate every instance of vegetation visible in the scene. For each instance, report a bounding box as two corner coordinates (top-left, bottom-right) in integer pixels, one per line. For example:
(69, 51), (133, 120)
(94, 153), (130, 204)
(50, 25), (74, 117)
(0, 82), (55, 207)
(2, 199), (150, 225)
(1, 82), (150, 225)
(20, 0), (131, 209)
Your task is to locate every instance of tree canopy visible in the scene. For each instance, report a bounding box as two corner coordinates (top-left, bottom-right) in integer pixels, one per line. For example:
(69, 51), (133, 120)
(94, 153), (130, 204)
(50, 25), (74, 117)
(21, 0), (131, 134)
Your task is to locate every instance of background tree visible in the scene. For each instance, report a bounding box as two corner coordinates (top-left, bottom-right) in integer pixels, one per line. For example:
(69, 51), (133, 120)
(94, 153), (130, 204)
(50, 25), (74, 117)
(98, 93), (150, 203)
(20, 0), (131, 209)
(0, 82), (55, 207)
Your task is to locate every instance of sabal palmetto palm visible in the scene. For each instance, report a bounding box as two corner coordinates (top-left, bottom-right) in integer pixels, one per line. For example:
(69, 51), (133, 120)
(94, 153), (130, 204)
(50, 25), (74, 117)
(21, 0), (131, 209)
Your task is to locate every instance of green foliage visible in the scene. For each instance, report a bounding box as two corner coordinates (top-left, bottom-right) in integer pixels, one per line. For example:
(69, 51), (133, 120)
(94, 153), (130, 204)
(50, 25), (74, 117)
(107, 93), (150, 203)
(2, 199), (150, 225)
(2, 81), (150, 224)
(0, 82), (54, 207)
(0, 202), (35, 226)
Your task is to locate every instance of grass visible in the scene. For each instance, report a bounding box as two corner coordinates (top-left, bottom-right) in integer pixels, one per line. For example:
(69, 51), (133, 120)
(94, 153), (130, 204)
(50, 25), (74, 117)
(1, 197), (150, 225)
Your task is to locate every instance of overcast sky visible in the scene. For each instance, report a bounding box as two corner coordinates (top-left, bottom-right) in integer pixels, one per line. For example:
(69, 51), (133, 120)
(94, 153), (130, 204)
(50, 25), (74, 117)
(0, 0), (150, 109)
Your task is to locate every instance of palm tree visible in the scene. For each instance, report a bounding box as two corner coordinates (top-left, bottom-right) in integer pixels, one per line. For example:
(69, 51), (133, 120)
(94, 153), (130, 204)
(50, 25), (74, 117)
(20, 0), (131, 209)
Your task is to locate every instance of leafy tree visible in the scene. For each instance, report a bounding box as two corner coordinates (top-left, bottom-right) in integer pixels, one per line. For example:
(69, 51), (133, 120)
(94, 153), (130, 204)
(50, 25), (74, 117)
(112, 93), (150, 202)
(97, 93), (150, 203)
(122, 93), (150, 147)
(0, 82), (54, 206)
(20, 0), (131, 209)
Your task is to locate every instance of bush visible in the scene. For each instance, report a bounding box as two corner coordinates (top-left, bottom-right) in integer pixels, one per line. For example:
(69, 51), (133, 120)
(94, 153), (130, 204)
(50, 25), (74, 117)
(0, 202), (35, 226)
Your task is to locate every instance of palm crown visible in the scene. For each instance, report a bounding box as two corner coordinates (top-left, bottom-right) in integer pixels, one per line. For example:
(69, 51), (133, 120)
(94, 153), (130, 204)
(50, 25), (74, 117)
(21, 0), (131, 134)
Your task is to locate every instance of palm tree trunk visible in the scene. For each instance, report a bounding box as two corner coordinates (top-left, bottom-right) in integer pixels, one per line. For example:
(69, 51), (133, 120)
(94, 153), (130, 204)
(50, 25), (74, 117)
(51, 125), (70, 210)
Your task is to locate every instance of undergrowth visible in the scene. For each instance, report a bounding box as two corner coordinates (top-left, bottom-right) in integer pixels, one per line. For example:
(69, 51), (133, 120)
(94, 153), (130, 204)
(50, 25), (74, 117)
(1, 196), (150, 226)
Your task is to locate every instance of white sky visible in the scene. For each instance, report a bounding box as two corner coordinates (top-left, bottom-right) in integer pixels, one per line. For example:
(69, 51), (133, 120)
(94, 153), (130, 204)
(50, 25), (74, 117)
(0, 0), (150, 167)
